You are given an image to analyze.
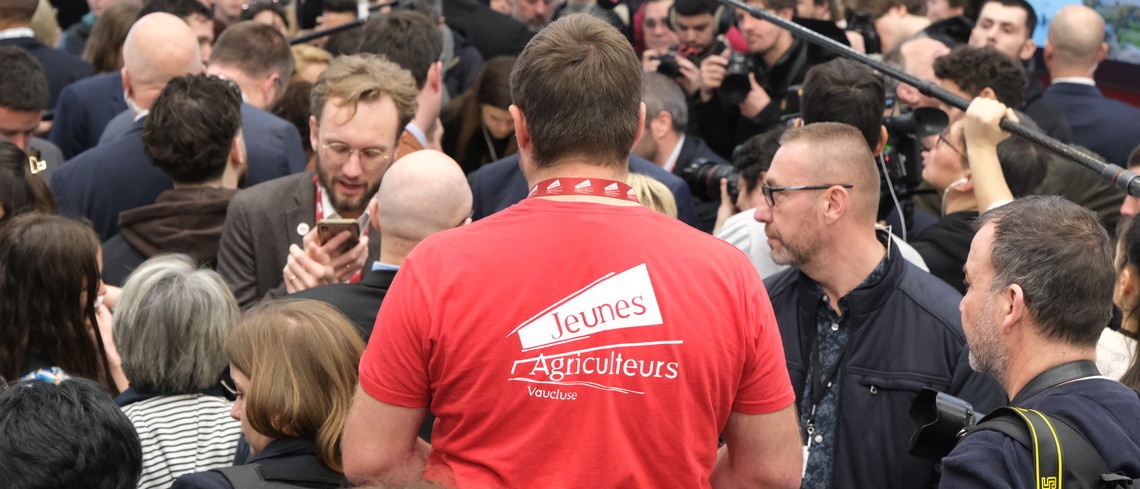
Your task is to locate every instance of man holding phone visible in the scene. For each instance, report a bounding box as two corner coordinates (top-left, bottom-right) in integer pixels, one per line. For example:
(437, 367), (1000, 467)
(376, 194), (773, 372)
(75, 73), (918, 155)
(216, 54), (419, 307)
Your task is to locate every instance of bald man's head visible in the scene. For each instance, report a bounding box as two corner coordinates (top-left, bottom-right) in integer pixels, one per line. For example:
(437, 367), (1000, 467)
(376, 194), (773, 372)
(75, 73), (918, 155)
(122, 13), (203, 111)
(1047, 5), (1106, 71)
(375, 150), (472, 244)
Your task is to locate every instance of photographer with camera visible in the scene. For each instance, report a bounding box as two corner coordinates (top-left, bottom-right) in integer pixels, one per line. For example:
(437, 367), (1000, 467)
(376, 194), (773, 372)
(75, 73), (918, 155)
(633, 73), (730, 232)
(941, 191), (1140, 487)
(847, 0), (930, 54)
(642, 0), (734, 97)
(693, 0), (823, 159)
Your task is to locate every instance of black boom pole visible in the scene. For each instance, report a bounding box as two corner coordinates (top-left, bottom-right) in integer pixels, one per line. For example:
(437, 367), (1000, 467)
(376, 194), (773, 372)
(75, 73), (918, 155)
(714, 0), (1140, 197)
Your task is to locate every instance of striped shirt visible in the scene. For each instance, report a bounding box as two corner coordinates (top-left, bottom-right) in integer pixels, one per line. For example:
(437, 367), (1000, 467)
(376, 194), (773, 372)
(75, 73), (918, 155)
(121, 394), (241, 489)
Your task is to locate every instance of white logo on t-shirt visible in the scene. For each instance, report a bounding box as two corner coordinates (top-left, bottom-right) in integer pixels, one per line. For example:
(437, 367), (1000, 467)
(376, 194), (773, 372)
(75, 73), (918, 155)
(507, 264), (681, 397)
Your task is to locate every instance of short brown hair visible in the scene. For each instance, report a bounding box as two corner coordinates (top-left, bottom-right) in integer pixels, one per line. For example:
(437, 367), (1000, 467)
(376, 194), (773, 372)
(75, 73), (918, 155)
(849, 0), (924, 17)
(359, 10), (442, 90)
(510, 14), (641, 168)
(211, 21), (296, 83)
(975, 196), (1113, 347)
(0, 0), (37, 22)
(310, 53), (418, 131)
(226, 300), (365, 472)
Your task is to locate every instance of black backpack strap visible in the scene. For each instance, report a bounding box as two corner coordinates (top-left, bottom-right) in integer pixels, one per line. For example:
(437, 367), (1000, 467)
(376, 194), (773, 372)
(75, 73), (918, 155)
(970, 407), (1136, 489)
(215, 466), (286, 489)
(259, 463), (347, 485)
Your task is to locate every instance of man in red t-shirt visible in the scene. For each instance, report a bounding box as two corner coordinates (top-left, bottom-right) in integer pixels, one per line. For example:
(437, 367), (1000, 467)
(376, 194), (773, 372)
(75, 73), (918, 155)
(343, 14), (802, 488)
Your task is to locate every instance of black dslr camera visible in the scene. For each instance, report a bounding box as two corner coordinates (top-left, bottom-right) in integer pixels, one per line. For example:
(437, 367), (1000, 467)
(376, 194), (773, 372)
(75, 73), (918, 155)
(654, 51), (684, 78)
(909, 388), (982, 461)
(720, 51), (755, 106)
(679, 157), (739, 204)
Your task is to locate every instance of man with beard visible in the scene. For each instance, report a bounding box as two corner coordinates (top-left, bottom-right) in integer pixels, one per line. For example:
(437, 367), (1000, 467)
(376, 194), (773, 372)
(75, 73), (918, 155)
(756, 122), (1003, 488)
(941, 196), (1140, 487)
(216, 54), (419, 308)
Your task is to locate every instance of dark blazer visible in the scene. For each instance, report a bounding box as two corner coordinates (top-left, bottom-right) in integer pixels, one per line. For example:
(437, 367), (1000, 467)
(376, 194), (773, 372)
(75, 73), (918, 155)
(1044, 81), (1140, 166)
(289, 266), (397, 340)
(0, 36), (92, 108)
(469, 153), (702, 228)
(48, 71), (125, 159)
(216, 172), (382, 308)
(674, 135), (731, 233)
(50, 119), (169, 241)
(442, 0), (534, 59)
(99, 103), (307, 184)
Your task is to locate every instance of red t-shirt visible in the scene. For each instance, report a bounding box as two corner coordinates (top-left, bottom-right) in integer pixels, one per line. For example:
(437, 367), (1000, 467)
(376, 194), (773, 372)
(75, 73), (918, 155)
(360, 198), (794, 488)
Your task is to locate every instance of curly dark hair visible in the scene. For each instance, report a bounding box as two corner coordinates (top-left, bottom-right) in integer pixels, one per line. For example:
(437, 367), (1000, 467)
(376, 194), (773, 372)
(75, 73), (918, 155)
(142, 74), (243, 184)
(0, 46), (48, 112)
(934, 45), (1027, 109)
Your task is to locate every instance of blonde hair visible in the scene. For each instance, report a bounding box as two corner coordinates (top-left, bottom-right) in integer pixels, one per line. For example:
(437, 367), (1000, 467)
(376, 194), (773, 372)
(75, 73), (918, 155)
(310, 53), (418, 131)
(226, 300), (365, 472)
(290, 44), (332, 82)
(628, 173), (677, 218)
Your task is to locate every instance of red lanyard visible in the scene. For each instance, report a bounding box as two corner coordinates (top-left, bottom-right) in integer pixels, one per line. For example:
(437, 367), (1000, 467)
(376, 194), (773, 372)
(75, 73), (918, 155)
(526, 178), (641, 203)
(313, 175), (362, 283)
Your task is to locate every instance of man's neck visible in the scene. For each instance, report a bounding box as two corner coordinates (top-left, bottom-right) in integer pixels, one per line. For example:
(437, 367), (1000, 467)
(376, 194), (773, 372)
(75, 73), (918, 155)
(412, 90), (439, 141)
(801, 228), (887, 313)
(0, 22), (31, 32)
(378, 239), (412, 267)
(761, 32), (795, 68)
(206, 66), (260, 109)
(654, 132), (682, 168)
(1005, 341), (1097, 401)
(1048, 64), (1096, 81)
(942, 190), (978, 215)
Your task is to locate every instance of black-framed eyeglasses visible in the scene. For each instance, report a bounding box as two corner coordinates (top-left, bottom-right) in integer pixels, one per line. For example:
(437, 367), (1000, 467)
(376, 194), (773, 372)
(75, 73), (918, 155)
(760, 183), (855, 207)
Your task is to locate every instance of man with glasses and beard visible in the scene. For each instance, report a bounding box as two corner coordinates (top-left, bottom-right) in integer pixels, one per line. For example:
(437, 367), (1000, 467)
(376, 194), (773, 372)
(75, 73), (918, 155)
(756, 122), (1003, 489)
(216, 54), (419, 308)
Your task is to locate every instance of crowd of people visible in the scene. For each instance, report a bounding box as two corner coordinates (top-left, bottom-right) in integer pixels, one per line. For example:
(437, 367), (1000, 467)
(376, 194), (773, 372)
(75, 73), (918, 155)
(1, 0), (1140, 486)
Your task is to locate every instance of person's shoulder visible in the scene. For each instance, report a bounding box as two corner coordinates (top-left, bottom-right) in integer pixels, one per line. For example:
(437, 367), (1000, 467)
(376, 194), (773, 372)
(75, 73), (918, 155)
(240, 103), (293, 130)
(894, 260), (964, 323)
(60, 70), (120, 96)
(940, 428), (1028, 489)
(171, 469), (233, 489)
(232, 172), (312, 204)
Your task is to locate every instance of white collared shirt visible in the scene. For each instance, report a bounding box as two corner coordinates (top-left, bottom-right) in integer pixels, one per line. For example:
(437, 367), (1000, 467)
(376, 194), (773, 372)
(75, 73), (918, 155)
(0, 27), (34, 41)
(663, 134), (686, 173)
(405, 122), (428, 148)
(1051, 76), (1096, 87)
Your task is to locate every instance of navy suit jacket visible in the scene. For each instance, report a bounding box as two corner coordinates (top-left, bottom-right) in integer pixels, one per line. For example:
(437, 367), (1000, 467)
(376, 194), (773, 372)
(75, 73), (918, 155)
(99, 104), (306, 185)
(0, 36), (92, 108)
(48, 71), (126, 159)
(469, 153), (701, 228)
(1044, 82), (1140, 166)
(51, 119), (166, 241)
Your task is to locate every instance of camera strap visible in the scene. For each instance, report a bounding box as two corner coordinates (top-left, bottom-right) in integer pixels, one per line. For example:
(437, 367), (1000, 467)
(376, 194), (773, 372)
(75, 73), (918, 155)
(966, 360), (1138, 489)
(1010, 360), (1100, 406)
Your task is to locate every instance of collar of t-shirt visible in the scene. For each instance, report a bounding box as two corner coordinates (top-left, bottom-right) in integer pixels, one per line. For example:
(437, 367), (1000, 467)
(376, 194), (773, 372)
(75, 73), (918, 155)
(371, 261), (399, 272)
(405, 122), (427, 148)
(663, 134), (686, 174)
(1051, 76), (1096, 87)
(0, 28), (33, 41)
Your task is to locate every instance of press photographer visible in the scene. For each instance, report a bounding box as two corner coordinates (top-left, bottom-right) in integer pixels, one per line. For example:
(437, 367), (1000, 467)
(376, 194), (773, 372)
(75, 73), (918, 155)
(692, 0), (827, 159)
(641, 0), (736, 97)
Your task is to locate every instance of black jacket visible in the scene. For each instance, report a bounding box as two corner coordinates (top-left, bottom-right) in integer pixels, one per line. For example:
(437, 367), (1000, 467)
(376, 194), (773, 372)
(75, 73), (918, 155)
(765, 252), (1006, 488)
(693, 37), (820, 159)
(171, 438), (345, 489)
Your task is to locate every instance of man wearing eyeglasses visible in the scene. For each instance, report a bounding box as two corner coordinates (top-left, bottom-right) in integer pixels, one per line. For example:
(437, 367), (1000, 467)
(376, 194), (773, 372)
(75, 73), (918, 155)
(216, 54), (419, 308)
(756, 122), (1004, 489)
